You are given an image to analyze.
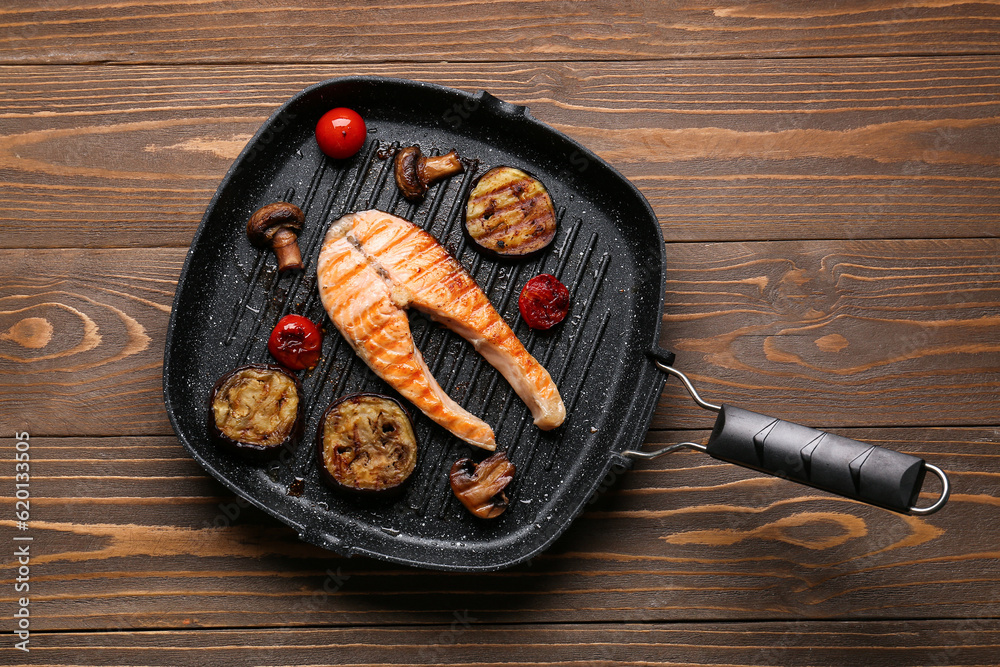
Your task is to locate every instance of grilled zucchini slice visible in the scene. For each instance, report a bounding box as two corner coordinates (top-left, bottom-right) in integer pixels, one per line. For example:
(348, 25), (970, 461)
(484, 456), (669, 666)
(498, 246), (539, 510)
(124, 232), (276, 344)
(465, 166), (556, 258)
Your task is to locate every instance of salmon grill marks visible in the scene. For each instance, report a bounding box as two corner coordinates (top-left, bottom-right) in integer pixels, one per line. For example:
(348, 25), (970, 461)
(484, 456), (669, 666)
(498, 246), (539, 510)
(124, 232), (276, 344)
(317, 209), (566, 451)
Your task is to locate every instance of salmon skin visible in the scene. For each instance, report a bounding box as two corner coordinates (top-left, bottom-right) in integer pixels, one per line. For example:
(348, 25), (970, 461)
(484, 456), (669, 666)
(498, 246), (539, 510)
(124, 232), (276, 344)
(316, 209), (566, 451)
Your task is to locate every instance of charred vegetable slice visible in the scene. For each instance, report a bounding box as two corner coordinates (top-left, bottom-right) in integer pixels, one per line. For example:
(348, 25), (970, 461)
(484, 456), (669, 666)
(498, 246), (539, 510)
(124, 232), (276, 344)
(317, 394), (418, 496)
(450, 452), (516, 519)
(210, 364), (302, 459)
(465, 166), (556, 257)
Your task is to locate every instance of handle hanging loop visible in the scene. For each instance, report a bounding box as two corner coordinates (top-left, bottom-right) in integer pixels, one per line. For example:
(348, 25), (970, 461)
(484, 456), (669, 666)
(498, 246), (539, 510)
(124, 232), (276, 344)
(908, 463), (951, 515)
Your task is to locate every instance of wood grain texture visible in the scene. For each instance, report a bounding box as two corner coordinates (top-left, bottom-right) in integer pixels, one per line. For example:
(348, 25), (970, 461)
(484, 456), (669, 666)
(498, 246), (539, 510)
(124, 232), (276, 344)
(13, 620), (1000, 666)
(3, 1), (999, 657)
(653, 237), (1000, 429)
(0, 249), (181, 436)
(1, 240), (996, 437)
(2, 0), (999, 65)
(1, 428), (993, 631)
(1, 59), (998, 248)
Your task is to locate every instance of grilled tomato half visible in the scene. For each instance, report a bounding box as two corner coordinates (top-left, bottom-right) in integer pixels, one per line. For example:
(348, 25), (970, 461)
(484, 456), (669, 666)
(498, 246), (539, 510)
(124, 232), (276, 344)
(519, 273), (570, 330)
(465, 166), (557, 258)
(267, 314), (322, 370)
(209, 364), (303, 459)
(317, 394), (418, 497)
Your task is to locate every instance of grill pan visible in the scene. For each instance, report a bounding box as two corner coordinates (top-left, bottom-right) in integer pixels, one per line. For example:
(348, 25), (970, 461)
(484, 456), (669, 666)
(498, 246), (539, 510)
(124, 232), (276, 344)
(163, 76), (949, 572)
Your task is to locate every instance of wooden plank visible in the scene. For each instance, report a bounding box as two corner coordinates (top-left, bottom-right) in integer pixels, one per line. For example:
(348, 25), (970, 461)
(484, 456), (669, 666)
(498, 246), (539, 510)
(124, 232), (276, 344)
(652, 237), (1000, 429)
(17, 620), (1000, 666)
(2, 1), (999, 65)
(1, 428), (994, 631)
(1, 59), (998, 248)
(0, 248), (181, 436)
(1, 240), (996, 437)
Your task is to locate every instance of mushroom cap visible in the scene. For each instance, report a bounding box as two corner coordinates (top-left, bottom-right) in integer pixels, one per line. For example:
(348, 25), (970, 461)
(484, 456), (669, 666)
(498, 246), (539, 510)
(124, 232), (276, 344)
(246, 202), (304, 247)
(394, 146), (428, 200)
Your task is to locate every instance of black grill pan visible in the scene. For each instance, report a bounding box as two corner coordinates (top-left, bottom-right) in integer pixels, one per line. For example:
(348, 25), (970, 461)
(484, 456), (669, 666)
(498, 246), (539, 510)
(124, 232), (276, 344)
(163, 76), (949, 572)
(164, 76), (674, 571)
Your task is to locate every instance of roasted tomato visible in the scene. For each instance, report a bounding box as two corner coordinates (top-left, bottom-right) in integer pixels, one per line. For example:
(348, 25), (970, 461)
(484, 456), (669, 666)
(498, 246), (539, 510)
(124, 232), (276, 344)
(317, 394), (418, 497)
(267, 314), (322, 370)
(465, 166), (557, 258)
(518, 273), (570, 330)
(315, 107), (366, 159)
(209, 364), (303, 459)
(450, 452), (516, 519)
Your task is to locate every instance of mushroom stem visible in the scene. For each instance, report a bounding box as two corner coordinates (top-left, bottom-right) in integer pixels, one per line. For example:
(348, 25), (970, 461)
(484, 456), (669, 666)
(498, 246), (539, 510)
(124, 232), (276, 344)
(422, 151), (463, 182)
(272, 228), (303, 272)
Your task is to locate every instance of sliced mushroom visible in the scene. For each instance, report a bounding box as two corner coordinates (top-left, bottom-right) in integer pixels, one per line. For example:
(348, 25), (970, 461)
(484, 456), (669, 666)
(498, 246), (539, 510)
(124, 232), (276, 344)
(246, 202), (305, 272)
(394, 146), (464, 201)
(209, 364), (303, 460)
(450, 452), (516, 519)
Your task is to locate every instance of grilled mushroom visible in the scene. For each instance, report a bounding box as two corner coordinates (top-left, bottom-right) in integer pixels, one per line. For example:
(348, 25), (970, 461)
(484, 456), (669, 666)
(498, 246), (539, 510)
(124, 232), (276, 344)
(246, 202), (305, 272)
(450, 452), (516, 519)
(394, 146), (464, 201)
(209, 364), (303, 460)
(317, 394), (418, 497)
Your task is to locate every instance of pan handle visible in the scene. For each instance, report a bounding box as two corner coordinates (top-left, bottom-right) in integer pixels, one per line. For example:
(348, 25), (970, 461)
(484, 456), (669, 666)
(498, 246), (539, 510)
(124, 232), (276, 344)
(627, 362), (950, 515)
(704, 404), (949, 515)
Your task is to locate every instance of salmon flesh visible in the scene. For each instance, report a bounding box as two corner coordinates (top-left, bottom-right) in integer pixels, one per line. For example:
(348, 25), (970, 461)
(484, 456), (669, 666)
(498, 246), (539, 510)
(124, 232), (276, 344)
(316, 209), (566, 451)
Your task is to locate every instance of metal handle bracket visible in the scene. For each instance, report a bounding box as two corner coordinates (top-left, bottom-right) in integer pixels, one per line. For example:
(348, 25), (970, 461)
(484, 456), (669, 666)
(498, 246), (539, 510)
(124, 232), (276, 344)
(644, 360), (951, 515)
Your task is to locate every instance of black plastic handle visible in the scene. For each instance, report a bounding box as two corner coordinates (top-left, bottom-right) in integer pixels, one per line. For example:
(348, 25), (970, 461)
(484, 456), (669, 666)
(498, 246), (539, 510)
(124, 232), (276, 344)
(707, 405), (932, 514)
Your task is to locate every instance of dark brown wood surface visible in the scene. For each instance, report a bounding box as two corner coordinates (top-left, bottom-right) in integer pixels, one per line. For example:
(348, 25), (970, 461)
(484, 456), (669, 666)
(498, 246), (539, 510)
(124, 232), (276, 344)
(1, 1), (998, 665)
(3, 0), (999, 64)
(2, 59), (999, 248)
(17, 427), (997, 632)
(20, 621), (1000, 666)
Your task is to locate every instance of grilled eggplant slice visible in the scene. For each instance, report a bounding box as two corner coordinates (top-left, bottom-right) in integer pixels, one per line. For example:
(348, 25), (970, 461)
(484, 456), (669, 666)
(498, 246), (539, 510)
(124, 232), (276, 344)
(465, 166), (556, 257)
(209, 364), (303, 459)
(317, 393), (418, 496)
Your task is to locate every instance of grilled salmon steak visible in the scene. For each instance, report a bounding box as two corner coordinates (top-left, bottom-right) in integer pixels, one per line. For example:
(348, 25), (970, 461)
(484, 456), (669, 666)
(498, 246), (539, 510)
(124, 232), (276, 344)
(317, 209), (566, 451)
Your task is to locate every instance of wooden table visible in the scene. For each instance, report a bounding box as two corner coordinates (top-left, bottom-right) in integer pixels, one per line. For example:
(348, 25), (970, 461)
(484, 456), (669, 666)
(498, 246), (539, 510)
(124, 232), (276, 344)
(2, 2), (998, 665)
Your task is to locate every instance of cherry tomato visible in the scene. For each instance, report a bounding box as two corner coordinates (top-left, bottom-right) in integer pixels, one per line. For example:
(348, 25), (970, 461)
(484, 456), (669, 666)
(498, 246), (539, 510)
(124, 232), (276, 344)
(518, 274), (570, 330)
(315, 107), (366, 159)
(267, 314), (322, 370)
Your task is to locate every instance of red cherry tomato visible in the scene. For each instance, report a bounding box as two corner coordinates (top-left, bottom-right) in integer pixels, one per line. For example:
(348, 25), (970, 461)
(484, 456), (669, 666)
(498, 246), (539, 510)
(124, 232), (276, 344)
(518, 274), (570, 330)
(267, 314), (322, 370)
(315, 107), (366, 159)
